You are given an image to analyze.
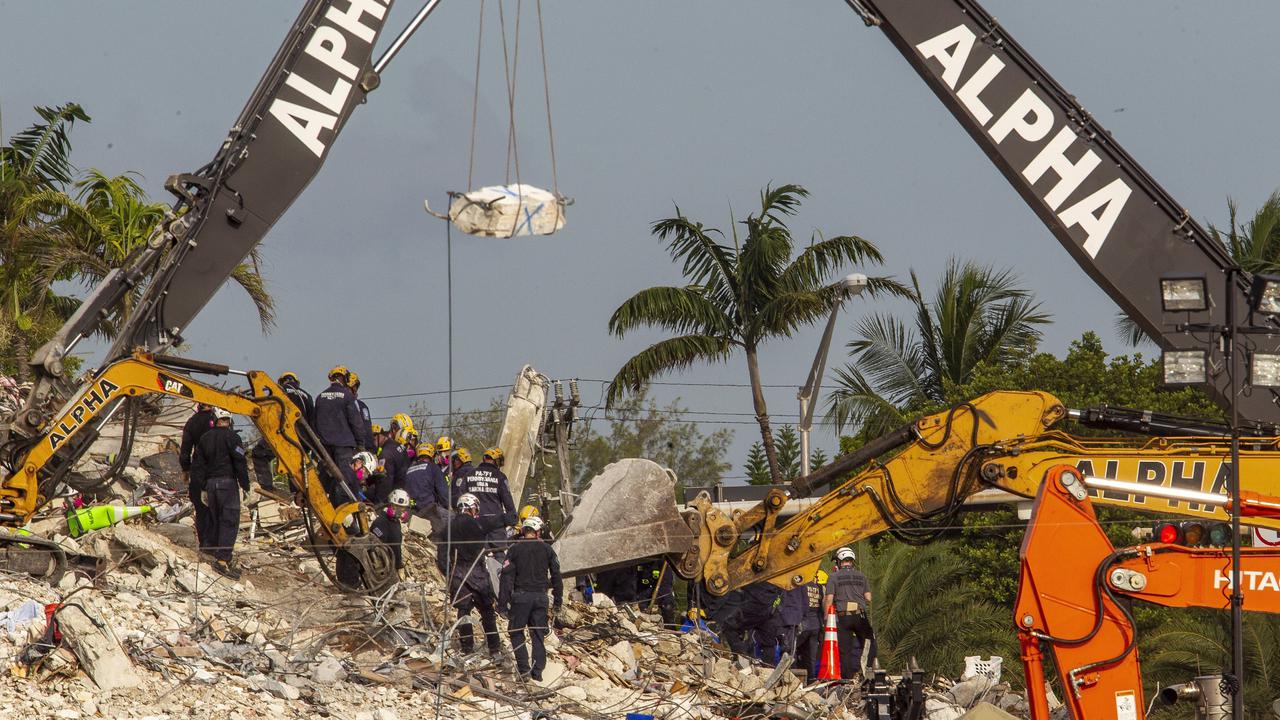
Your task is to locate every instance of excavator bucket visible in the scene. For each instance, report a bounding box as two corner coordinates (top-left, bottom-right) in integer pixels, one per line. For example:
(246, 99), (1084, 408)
(555, 458), (693, 577)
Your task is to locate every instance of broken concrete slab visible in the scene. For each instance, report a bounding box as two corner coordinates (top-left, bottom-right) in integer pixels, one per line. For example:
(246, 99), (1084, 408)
(960, 701), (1019, 720)
(56, 599), (141, 690)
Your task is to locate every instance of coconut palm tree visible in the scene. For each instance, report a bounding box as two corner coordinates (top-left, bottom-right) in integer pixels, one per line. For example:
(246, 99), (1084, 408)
(606, 183), (902, 483)
(826, 259), (1049, 436)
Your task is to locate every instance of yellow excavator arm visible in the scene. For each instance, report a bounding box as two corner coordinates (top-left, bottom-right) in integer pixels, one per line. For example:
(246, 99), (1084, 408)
(558, 389), (1280, 596)
(0, 351), (395, 589)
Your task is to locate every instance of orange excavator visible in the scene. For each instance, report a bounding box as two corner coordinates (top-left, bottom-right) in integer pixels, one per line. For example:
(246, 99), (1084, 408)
(1019, 465), (1280, 719)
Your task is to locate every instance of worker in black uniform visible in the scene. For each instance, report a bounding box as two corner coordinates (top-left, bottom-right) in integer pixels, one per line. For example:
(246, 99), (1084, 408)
(313, 365), (364, 502)
(824, 546), (876, 679)
(251, 370), (317, 493)
(347, 371), (376, 450)
(794, 570), (827, 679)
(405, 442), (450, 537)
(452, 447), (516, 549)
(596, 564), (639, 607)
(278, 371), (314, 425)
(189, 407), (250, 580)
(636, 559), (677, 627)
(372, 488), (411, 580)
(499, 515), (563, 681)
(445, 493), (505, 657)
(729, 581), (782, 665)
(179, 403), (215, 549)
(776, 582), (809, 663)
(374, 416), (409, 500)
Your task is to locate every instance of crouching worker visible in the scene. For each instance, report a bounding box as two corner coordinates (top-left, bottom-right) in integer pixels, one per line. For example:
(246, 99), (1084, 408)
(499, 515), (563, 681)
(373, 489), (412, 581)
(445, 493), (505, 657)
(190, 407), (250, 580)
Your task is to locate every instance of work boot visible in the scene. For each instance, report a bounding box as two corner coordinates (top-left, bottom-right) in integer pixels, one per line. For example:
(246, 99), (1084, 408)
(213, 559), (242, 580)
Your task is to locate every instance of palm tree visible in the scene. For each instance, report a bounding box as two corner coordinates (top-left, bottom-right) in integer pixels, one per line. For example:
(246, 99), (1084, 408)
(0, 103), (91, 379)
(606, 183), (901, 483)
(826, 258), (1049, 437)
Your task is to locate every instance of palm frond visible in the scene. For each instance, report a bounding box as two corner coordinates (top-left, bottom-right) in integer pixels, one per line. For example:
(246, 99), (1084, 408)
(824, 364), (910, 436)
(847, 312), (930, 407)
(230, 249), (276, 333)
(778, 233), (885, 293)
(605, 334), (734, 408)
(607, 285), (735, 339)
(651, 212), (738, 293)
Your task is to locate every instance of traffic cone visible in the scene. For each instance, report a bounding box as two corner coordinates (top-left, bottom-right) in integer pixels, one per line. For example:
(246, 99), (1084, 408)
(818, 604), (841, 680)
(66, 504), (153, 538)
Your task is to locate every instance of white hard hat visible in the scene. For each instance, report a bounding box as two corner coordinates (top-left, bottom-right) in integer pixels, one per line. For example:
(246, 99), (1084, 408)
(521, 515), (544, 533)
(388, 488), (412, 508)
(456, 493), (480, 512)
(211, 407), (232, 422)
(351, 451), (376, 468)
(835, 547), (856, 562)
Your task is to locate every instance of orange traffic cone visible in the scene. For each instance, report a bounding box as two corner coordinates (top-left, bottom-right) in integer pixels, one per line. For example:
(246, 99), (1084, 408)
(818, 604), (841, 680)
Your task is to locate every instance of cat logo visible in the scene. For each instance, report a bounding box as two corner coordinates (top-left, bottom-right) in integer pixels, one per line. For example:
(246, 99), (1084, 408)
(157, 373), (194, 399)
(48, 378), (121, 452)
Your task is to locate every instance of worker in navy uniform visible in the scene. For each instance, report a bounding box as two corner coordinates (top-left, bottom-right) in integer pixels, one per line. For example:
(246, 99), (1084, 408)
(445, 493), (505, 657)
(636, 559), (677, 627)
(405, 442), (450, 537)
(499, 515), (563, 681)
(452, 447), (516, 549)
(277, 371), (314, 425)
(190, 407), (250, 580)
(823, 546), (875, 679)
(313, 365), (364, 502)
(435, 436), (456, 482)
(729, 581), (782, 665)
(776, 581), (810, 663)
(794, 570), (827, 679)
(596, 564), (639, 606)
(347, 371), (376, 450)
(179, 403), (215, 548)
(376, 414), (411, 495)
(372, 488), (411, 580)
(250, 370), (317, 493)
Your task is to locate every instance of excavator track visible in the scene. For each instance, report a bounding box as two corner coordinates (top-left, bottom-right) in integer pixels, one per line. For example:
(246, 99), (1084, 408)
(0, 528), (66, 584)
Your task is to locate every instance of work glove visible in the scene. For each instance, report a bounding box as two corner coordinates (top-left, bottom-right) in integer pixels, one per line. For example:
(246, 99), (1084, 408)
(199, 491), (209, 507)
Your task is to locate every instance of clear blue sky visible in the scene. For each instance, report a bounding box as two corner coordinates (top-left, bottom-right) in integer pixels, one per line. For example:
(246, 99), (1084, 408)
(3, 1), (1278, 481)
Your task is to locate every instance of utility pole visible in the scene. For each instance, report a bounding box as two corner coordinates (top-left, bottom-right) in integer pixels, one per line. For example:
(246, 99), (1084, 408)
(546, 379), (580, 517)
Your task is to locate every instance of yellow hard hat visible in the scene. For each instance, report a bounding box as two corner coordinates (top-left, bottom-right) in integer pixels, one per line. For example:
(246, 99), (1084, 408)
(436, 436), (454, 453)
(278, 371), (300, 385)
(416, 442), (437, 458)
(483, 447), (504, 463)
(347, 371), (361, 389)
(455, 447), (472, 464)
(371, 423), (384, 435)
(518, 505), (540, 522)
(328, 365), (349, 381)
(391, 413), (414, 432)
(816, 570), (829, 585)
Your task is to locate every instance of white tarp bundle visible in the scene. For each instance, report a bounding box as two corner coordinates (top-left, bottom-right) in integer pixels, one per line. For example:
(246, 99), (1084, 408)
(437, 184), (567, 238)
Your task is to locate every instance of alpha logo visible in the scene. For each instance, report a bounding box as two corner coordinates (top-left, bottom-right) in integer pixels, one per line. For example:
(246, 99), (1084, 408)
(915, 25), (1132, 258)
(48, 378), (121, 452)
(267, 0), (389, 158)
(1214, 568), (1280, 592)
(157, 373), (195, 398)
(1075, 459), (1231, 513)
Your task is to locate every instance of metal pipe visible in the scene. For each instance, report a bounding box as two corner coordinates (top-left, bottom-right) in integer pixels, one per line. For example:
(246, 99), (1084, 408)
(1081, 476), (1227, 507)
(373, 0), (445, 75)
(1227, 268), (1245, 720)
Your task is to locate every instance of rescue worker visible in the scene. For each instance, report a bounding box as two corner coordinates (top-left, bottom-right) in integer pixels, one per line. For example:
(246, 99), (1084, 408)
(452, 447), (516, 548)
(347, 371), (376, 450)
(189, 407), (250, 580)
(730, 581), (782, 665)
(636, 559), (676, 627)
(405, 442), (450, 536)
(179, 403), (215, 549)
(596, 564), (639, 606)
(277, 371), (315, 425)
(313, 366), (364, 502)
(403, 431), (419, 461)
(250, 371), (316, 493)
(378, 413), (412, 492)
(445, 493), (505, 657)
(516, 505), (554, 541)
(794, 570), (827, 679)
(435, 436), (455, 481)
(776, 581), (810, 662)
(351, 451), (377, 501)
(499, 515), (563, 681)
(823, 547), (875, 679)
(450, 446), (475, 485)
(372, 488), (412, 580)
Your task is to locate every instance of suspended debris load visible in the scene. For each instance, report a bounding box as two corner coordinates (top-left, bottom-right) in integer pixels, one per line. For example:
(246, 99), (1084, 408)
(429, 184), (567, 238)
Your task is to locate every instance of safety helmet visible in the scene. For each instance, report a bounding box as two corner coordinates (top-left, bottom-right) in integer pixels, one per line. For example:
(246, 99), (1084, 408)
(436, 436), (454, 454)
(212, 407), (233, 422)
(391, 413), (413, 431)
(456, 493), (480, 512)
(816, 570), (829, 586)
(521, 515), (544, 533)
(454, 447), (472, 464)
(328, 365), (349, 381)
(351, 451), (377, 468)
(483, 447), (504, 464)
(371, 423), (384, 435)
(278, 371), (299, 386)
(388, 488), (412, 508)
(416, 441), (437, 458)
(834, 547), (856, 563)
(348, 371), (361, 390)
(518, 505), (540, 522)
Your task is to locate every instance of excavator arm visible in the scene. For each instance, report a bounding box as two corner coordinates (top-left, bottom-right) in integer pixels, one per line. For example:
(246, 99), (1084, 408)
(0, 351), (396, 590)
(1016, 465), (1280, 719)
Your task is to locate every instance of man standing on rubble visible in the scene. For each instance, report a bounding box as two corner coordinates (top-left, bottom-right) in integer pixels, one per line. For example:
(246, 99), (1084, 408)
(250, 371), (317, 493)
(446, 493), (505, 658)
(405, 442), (449, 537)
(453, 447), (516, 549)
(373, 489), (412, 580)
(499, 515), (563, 681)
(824, 547), (875, 679)
(347, 372), (376, 450)
(179, 403), (215, 549)
(314, 366), (364, 502)
(795, 570), (826, 679)
(190, 407), (250, 580)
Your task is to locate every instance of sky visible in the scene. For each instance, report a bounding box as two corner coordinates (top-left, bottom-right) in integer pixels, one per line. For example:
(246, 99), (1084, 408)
(3, 1), (1279, 483)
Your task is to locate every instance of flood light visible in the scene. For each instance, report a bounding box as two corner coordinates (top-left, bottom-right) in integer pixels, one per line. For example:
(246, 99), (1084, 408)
(1160, 275), (1208, 312)
(1162, 350), (1207, 385)
(1250, 352), (1280, 388)
(1250, 275), (1280, 315)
